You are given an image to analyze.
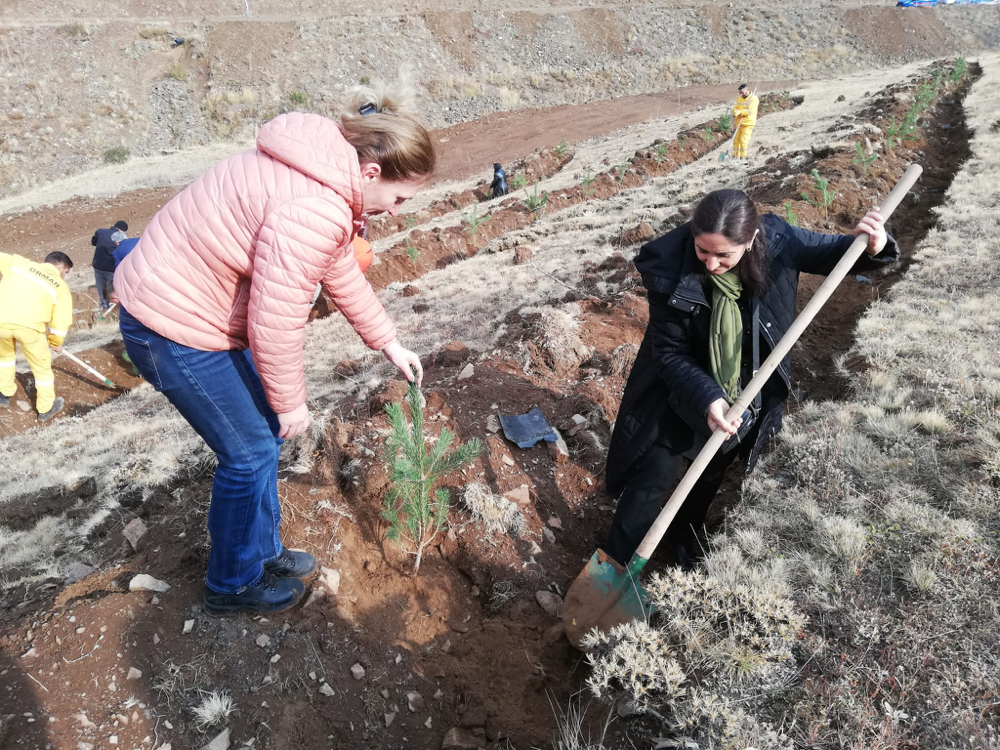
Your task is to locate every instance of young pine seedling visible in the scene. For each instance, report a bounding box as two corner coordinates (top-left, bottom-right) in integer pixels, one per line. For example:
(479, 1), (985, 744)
(405, 215), (418, 230)
(700, 126), (715, 140)
(581, 167), (596, 197)
(382, 379), (482, 573)
(462, 201), (490, 248)
(951, 57), (967, 83)
(717, 112), (733, 132)
(800, 168), (837, 223)
(511, 173), (528, 192)
(783, 201), (798, 228)
(525, 180), (549, 219)
(404, 239), (419, 272)
(555, 140), (568, 156)
(851, 142), (879, 178)
(614, 163), (629, 185)
(653, 142), (668, 164)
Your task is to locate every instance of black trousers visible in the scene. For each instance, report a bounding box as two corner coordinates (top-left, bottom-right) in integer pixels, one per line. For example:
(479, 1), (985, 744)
(604, 426), (748, 565)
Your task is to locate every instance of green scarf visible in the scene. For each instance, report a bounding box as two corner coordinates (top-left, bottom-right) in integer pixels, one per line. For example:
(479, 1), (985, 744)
(707, 270), (743, 402)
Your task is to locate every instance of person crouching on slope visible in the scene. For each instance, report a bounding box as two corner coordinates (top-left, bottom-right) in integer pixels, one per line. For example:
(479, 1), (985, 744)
(603, 189), (896, 568)
(0, 251), (74, 421)
(114, 76), (431, 616)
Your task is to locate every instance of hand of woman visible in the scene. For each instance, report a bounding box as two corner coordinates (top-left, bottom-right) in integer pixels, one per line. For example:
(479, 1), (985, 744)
(855, 207), (887, 256)
(707, 397), (742, 438)
(382, 340), (423, 386)
(277, 403), (310, 439)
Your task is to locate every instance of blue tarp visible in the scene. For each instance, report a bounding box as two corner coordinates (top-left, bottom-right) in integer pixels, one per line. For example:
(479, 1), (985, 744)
(499, 408), (559, 449)
(898, 0), (997, 6)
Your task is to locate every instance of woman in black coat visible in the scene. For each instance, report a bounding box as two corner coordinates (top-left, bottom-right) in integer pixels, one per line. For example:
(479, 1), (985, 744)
(604, 189), (896, 566)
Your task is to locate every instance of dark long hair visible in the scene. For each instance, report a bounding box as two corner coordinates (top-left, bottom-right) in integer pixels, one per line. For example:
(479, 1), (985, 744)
(691, 189), (768, 297)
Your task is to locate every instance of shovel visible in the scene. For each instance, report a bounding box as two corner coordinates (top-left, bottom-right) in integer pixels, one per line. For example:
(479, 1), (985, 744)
(61, 350), (117, 388)
(719, 115), (743, 162)
(563, 163), (923, 648)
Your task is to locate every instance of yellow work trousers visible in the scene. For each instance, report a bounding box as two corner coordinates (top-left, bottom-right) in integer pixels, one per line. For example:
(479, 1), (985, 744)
(0, 325), (55, 413)
(732, 124), (754, 159)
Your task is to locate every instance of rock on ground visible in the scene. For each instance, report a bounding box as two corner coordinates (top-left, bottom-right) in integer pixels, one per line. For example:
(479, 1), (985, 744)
(534, 590), (564, 618)
(128, 574), (170, 593)
(441, 727), (484, 750)
(201, 729), (230, 750)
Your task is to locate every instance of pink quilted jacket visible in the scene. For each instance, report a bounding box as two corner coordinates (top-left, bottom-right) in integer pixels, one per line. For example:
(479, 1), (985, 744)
(115, 113), (397, 414)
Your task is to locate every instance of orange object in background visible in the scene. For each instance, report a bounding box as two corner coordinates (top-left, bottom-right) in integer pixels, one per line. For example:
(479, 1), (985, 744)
(352, 236), (373, 274)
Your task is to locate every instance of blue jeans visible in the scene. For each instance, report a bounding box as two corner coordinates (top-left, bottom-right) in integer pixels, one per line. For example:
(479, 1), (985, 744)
(119, 307), (284, 594)
(95, 268), (116, 310)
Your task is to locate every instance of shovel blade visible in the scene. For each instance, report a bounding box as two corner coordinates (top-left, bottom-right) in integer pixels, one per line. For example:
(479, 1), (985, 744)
(563, 549), (649, 649)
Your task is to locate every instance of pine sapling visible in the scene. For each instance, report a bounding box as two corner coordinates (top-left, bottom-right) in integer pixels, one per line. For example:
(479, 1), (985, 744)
(783, 201), (798, 227)
(382, 380), (482, 572)
(800, 168), (837, 223)
(404, 239), (419, 272)
(717, 112), (733, 131)
(511, 173), (528, 191)
(581, 167), (596, 197)
(851, 142), (878, 177)
(614, 163), (629, 185)
(653, 142), (668, 164)
(525, 180), (549, 219)
(462, 201), (490, 248)
(555, 140), (568, 156)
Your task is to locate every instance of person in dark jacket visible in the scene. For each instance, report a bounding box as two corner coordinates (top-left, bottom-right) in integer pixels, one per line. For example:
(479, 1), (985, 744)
(603, 189), (896, 566)
(91, 220), (128, 311)
(490, 163), (510, 199)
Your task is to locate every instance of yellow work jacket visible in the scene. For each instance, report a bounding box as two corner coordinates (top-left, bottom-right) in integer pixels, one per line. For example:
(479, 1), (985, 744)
(0, 252), (74, 346)
(732, 93), (759, 128)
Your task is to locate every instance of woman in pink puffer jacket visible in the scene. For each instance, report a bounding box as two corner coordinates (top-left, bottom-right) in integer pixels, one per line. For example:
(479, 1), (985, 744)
(115, 80), (431, 615)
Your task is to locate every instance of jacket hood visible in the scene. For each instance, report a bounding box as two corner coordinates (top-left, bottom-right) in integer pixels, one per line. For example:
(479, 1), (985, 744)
(257, 113), (365, 219)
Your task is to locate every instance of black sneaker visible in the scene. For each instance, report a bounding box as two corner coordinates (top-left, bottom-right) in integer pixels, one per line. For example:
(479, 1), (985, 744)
(38, 397), (65, 422)
(204, 571), (305, 616)
(0, 394), (10, 408)
(264, 549), (318, 579)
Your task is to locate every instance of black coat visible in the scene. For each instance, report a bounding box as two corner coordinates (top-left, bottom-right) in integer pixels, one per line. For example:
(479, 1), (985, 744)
(605, 214), (898, 497)
(91, 227), (119, 272)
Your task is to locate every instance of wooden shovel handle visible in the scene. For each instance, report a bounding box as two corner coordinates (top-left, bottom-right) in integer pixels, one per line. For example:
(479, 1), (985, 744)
(633, 163), (923, 561)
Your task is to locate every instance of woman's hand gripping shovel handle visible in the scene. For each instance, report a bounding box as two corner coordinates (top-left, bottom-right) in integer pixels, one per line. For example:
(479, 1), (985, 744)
(632, 163), (923, 564)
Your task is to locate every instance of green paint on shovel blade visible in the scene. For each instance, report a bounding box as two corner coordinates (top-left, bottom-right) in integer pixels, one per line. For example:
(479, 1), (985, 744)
(565, 550), (651, 646)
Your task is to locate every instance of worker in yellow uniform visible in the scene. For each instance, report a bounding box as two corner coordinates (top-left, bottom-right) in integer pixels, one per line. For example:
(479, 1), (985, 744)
(0, 251), (74, 421)
(731, 83), (759, 160)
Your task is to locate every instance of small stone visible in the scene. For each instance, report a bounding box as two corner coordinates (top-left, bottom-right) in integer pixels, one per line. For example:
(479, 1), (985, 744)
(547, 515), (562, 530)
(433, 689), (444, 700)
(513, 245), (533, 265)
(351, 663), (365, 680)
(458, 706), (488, 729)
(504, 485), (530, 506)
(182, 619), (194, 634)
(458, 363), (475, 381)
(528, 541), (543, 557)
(109, 737), (118, 746)
(470, 585), (480, 596)
(309, 671), (317, 681)
(156, 745), (171, 750)
(501, 455), (515, 467)
(547, 430), (570, 464)
(485, 414), (500, 433)
(384, 711), (396, 727)
(319, 567), (341, 596)
(450, 622), (469, 634)
(201, 728), (230, 750)
(75, 627), (85, 634)
(441, 639), (452, 654)
(21, 647), (37, 659)
(127, 667), (142, 681)
(534, 591), (564, 618)
(425, 717), (433, 729)
(152, 634), (160, 645)
(128, 574), (170, 593)
(441, 727), (483, 750)
(122, 518), (148, 552)
(255, 634), (270, 648)
(543, 527), (556, 544)
(16, 400), (30, 411)
(543, 622), (565, 645)
(270, 654), (280, 664)
(566, 414), (588, 436)
(407, 691), (425, 712)
(319, 683), (335, 697)
(64, 562), (96, 585)
(304, 589), (326, 608)
(78, 743), (95, 750)
(380, 687), (390, 699)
